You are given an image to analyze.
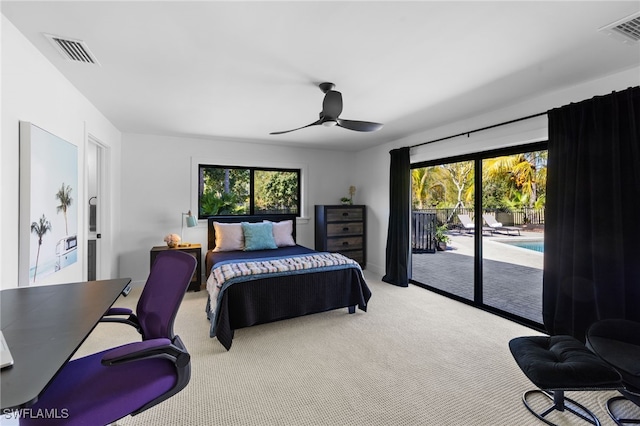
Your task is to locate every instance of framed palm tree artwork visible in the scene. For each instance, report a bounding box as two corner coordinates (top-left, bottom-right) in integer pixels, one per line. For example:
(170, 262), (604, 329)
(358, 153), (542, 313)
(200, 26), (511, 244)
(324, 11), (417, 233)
(19, 122), (78, 286)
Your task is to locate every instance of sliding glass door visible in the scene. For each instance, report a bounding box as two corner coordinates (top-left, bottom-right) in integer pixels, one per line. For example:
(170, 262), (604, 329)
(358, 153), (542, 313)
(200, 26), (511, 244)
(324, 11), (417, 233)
(411, 160), (475, 302)
(410, 144), (547, 329)
(481, 150), (547, 324)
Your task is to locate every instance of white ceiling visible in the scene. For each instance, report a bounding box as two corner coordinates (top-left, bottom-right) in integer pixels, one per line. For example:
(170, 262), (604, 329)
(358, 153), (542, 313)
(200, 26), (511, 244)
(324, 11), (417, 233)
(2, 1), (639, 152)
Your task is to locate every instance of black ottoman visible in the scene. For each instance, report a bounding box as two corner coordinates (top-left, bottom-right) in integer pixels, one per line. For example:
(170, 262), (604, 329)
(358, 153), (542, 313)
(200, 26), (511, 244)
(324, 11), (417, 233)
(586, 319), (640, 425)
(509, 335), (623, 425)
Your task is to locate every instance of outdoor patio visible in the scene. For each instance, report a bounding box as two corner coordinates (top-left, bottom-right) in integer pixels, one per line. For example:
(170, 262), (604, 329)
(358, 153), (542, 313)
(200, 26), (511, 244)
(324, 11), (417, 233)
(411, 229), (544, 324)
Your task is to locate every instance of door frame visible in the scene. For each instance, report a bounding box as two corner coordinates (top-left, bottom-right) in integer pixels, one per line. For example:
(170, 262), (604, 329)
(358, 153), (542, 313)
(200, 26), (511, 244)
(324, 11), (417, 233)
(86, 134), (111, 280)
(409, 142), (547, 332)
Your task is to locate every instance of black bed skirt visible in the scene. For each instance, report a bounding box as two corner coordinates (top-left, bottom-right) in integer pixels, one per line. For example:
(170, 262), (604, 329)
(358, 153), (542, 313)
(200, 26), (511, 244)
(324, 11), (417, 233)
(210, 267), (371, 350)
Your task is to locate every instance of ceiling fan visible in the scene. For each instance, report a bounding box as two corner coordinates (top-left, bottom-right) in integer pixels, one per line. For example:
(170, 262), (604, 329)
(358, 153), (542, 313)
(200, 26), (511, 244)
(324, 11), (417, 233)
(270, 82), (383, 135)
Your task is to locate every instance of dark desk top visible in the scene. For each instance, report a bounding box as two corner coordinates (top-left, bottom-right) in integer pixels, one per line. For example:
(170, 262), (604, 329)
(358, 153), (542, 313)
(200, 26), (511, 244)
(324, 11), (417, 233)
(0, 278), (131, 410)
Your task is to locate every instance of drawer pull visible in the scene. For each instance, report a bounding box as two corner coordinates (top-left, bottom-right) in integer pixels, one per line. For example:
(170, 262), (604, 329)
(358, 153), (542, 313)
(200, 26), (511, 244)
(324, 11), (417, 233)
(343, 227), (349, 232)
(342, 241), (349, 246)
(342, 212), (349, 216)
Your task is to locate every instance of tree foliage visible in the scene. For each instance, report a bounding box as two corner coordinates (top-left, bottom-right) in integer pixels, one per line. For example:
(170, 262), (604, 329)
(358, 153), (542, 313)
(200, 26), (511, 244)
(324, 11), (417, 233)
(201, 168), (249, 200)
(412, 150), (547, 213)
(200, 191), (246, 216)
(200, 168), (249, 216)
(483, 151), (547, 209)
(412, 162), (474, 210)
(254, 171), (298, 213)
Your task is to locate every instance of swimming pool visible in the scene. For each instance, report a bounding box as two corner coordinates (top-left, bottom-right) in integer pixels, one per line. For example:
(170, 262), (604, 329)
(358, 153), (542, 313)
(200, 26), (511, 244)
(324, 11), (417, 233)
(498, 240), (544, 253)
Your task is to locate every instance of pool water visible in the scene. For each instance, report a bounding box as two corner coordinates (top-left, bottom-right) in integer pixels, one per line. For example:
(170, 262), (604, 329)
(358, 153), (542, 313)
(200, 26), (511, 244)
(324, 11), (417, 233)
(499, 240), (544, 253)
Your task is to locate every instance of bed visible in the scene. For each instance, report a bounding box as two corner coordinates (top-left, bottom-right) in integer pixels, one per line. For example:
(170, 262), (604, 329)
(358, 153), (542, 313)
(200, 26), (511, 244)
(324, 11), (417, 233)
(205, 214), (371, 350)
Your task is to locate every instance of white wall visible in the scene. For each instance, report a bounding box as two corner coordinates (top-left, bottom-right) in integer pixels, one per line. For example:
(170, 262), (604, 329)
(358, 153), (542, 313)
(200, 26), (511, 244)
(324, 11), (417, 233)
(119, 133), (357, 285)
(1, 14), (122, 289)
(4, 7), (637, 288)
(357, 66), (640, 276)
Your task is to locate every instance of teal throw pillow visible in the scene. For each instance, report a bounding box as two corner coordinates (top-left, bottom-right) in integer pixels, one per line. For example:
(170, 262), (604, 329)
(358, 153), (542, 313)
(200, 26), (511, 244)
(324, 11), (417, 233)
(242, 222), (277, 251)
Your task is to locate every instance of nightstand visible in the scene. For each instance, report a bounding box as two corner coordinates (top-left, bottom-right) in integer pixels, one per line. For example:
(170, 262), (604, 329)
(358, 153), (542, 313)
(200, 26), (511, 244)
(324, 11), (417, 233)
(150, 244), (202, 291)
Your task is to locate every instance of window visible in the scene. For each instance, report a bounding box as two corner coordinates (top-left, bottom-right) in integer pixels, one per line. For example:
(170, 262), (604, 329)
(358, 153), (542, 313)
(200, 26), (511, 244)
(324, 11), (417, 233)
(198, 165), (300, 218)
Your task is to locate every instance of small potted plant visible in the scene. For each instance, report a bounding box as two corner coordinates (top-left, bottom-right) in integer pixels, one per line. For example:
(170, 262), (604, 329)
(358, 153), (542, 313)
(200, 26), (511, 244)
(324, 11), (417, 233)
(340, 186), (356, 205)
(434, 224), (450, 251)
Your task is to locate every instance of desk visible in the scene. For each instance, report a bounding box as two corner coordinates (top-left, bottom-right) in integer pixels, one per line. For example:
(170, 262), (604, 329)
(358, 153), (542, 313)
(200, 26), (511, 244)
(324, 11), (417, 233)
(0, 278), (131, 411)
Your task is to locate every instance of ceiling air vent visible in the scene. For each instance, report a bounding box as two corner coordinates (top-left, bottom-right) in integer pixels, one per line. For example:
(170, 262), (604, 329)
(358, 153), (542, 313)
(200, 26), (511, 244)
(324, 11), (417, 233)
(44, 33), (100, 65)
(599, 12), (640, 44)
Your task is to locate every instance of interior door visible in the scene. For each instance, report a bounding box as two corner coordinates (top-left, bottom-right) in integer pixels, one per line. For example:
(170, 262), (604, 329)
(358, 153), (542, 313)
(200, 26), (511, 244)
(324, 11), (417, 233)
(86, 138), (104, 280)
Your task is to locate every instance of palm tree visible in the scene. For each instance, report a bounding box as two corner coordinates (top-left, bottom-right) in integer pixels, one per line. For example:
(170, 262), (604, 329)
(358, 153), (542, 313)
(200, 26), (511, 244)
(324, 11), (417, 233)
(55, 183), (73, 235)
(483, 151), (547, 208)
(31, 214), (52, 283)
(411, 169), (429, 209)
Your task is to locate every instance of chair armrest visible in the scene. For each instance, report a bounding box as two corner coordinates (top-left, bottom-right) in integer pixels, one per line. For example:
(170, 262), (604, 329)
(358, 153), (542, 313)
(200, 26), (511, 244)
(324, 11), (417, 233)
(105, 307), (133, 316)
(100, 307), (141, 332)
(102, 339), (171, 365)
(101, 338), (190, 367)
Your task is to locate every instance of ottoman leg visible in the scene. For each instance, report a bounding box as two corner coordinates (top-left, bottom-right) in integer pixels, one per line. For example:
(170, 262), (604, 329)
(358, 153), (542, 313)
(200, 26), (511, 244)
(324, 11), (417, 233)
(606, 395), (640, 425)
(522, 389), (601, 426)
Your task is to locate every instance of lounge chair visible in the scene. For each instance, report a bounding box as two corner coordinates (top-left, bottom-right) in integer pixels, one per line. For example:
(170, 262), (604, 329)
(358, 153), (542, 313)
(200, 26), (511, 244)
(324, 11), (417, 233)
(457, 214), (494, 235)
(457, 214), (475, 231)
(482, 213), (521, 236)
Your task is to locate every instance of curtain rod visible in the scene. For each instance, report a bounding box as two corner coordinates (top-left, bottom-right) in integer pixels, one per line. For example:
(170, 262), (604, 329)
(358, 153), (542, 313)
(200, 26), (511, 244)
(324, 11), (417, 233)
(410, 111), (548, 149)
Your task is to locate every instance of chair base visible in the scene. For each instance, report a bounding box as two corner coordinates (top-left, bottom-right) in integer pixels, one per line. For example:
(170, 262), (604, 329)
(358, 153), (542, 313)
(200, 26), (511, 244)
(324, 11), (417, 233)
(606, 395), (640, 425)
(522, 390), (601, 426)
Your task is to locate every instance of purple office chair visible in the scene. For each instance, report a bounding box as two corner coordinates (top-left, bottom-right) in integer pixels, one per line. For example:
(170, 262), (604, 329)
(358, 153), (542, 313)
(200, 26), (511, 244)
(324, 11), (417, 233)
(100, 249), (195, 340)
(21, 250), (197, 426)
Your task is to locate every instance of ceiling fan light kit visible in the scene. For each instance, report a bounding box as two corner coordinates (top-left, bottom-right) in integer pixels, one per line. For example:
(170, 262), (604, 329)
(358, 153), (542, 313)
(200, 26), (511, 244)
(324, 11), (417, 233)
(270, 82), (383, 135)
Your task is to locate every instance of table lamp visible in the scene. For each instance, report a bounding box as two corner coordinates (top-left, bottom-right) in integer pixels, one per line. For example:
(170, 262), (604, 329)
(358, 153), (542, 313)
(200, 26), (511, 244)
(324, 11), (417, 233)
(180, 210), (197, 246)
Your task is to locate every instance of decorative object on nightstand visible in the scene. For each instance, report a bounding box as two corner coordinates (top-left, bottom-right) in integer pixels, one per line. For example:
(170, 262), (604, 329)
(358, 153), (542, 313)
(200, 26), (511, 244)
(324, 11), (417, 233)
(179, 210), (198, 247)
(340, 186), (356, 205)
(150, 244), (202, 292)
(315, 205), (366, 268)
(164, 233), (181, 248)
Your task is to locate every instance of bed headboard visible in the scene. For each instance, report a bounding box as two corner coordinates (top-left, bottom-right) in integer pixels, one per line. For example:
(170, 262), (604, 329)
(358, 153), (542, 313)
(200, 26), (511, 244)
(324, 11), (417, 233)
(207, 214), (297, 251)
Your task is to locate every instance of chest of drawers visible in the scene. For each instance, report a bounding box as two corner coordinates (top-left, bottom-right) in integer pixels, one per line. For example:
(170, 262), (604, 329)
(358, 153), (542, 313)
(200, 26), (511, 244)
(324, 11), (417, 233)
(314, 205), (366, 268)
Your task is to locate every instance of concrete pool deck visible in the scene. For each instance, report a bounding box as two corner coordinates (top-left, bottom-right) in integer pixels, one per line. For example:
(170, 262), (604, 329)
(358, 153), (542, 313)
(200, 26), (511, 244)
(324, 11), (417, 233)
(447, 230), (544, 269)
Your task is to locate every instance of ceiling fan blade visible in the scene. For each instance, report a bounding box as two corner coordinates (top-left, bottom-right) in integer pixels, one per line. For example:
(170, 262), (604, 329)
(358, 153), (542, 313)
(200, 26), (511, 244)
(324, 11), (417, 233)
(269, 119), (323, 135)
(322, 90), (343, 119)
(337, 118), (384, 132)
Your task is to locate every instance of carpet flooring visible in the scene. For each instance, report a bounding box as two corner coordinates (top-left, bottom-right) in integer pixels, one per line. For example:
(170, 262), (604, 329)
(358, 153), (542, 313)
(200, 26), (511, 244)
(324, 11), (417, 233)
(72, 272), (636, 425)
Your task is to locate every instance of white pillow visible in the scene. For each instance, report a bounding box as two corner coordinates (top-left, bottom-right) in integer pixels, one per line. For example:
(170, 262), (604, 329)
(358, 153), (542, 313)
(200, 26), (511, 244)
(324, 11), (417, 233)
(264, 220), (295, 247)
(212, 222), (244, 252)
